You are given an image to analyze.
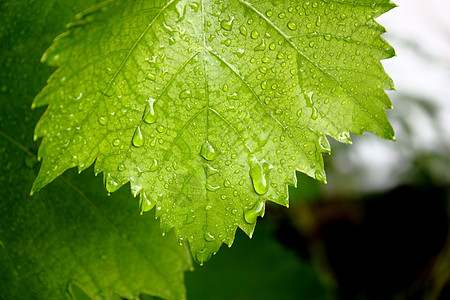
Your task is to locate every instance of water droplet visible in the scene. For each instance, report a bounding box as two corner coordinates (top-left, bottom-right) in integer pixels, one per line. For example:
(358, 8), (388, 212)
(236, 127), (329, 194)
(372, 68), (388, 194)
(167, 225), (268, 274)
(118, 163), (126, 172)
(149, 158), (159, 172)
(132, 126), (144, 148)
(287, 21), (297, 30)
(98, 116), (107, 126)
(206, 184), (220, 191)
(144, 97), (156, 124)
(261, 80), (268, 90)
(254, 38), (266, 51)
(139, 192), (155, 214)
(220, 17), (234, 31)
(205, 204), (213, 211)
(239, 25), (248, 36)
(249, 157), (271, 195)
(318, 136), (331, 154)
(104, 174), (120, 193)
(244, 201), (265, 224)
(113, 138), (121, 146)
(337, 132), (352, 144)
(256, 132), (269, 149)
(314, 170), (327, 183)
(194, 249), (212, 266)
(179, 89), (191, 99)
(200, 140), (219, 161)
(156, 125), (165, 133)
(222, 84), (229, 92)
(311, 106), (319, 120)
(251, 30), (260, 39)
(184, 210), (196, 225)
(316, 16), (322, 27)
(204, 232), (215, 242)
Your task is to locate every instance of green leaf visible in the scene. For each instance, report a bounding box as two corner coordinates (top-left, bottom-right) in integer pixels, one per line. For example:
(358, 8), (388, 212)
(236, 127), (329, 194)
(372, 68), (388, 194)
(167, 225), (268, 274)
(31, 0), (395, 263)
(0, 1), (190, 299)
(186, 222), (331, 299)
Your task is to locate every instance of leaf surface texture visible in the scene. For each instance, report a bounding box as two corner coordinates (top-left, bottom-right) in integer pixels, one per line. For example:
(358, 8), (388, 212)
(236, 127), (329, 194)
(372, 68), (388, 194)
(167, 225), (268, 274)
(0, 1), (190, 299)
(32, 0), (395, 263)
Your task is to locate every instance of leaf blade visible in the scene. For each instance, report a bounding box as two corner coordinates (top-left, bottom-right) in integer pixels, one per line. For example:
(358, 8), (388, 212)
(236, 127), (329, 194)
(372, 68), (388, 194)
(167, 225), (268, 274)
(32, 0), (396, 263)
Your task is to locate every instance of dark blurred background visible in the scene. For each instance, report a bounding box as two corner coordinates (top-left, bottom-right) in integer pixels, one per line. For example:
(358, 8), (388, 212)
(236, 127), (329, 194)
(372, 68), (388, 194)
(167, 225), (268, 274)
(184, 1), (450, 299)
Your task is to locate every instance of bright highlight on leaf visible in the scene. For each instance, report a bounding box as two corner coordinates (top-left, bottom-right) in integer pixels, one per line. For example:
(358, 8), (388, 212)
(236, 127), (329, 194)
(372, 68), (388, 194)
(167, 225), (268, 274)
(32, 0), (396, 264)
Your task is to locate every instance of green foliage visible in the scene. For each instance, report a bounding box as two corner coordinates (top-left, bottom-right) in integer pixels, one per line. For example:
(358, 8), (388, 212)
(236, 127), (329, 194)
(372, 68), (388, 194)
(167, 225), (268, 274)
(30, 0), (395, 264)
(186, 223), (331, 300)
(0, 1), (190, 299)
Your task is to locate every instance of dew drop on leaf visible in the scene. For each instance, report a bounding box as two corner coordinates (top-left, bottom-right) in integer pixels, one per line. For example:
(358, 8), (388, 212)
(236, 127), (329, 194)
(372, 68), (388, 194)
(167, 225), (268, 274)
(139, 192), (155, 215)
(249, 157), (270, 195)
(239, 25), (247, 36)
(194, 249), (212, 266)
(117, 163), (126, 172)
(200, 140), (219, 161)
(206, 184), (220, 192)
(149, 158), (159, 172)
(112, 138), (121, 147)
(204, 163), (219, 176)
(98, 116), (107, 126)
(250, 29), (259, 39)
(287, 21), (297, 30)
(314, 169), (327, 184)
(204, 232), (215, 242)
(143, 97), (156, 124)
(132, 126), (144, 148)
(220, 16), (234, 31)
(179, 89), (191, 99)
(244, 200), (264, 224)
(318, 135), (331, 154)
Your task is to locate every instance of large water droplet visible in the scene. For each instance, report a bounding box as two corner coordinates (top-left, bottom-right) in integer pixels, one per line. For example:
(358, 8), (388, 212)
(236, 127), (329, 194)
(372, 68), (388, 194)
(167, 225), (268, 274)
(132, 126), (144, 148)
(104, 174), (120, 193)
(204, 163), (219, 177)
(194, 249), (212, 266)
(239, 25), (248, 36)
(220, 16), (234, 31)
(244, 201), (265, 224)
(143, 97), (156, 124)
(249, 157), (271, 195)
(318, 136), (331, 154)
(149, 158), (159, 172)
(139, 192), (155, 215)
(287, 21), (297, 30)
(251, 30), (260, 39)
(254, 38), (266, 51)
(200, 140), (219, 161)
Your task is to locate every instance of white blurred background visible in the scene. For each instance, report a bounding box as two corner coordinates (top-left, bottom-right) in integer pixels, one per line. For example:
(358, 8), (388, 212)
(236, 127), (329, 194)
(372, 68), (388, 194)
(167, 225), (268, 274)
(325, 0), (450, 195)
